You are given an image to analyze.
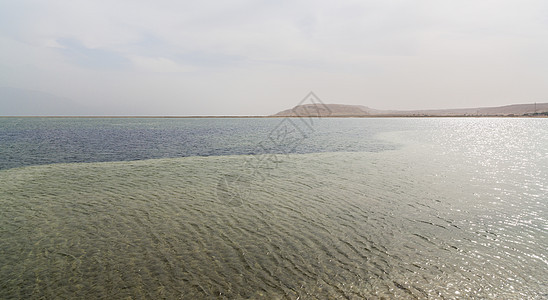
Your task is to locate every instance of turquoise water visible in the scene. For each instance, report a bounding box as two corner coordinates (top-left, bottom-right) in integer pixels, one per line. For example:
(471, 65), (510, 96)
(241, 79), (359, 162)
(0, 118), (547, 298)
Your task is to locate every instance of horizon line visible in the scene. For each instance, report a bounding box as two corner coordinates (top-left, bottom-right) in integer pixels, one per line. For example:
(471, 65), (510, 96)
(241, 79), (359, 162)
(1, 115), (547, 119)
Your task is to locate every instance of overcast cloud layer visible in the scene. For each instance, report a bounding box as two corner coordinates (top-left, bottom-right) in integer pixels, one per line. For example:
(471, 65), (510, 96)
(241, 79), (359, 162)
(1, 0), (547, 115)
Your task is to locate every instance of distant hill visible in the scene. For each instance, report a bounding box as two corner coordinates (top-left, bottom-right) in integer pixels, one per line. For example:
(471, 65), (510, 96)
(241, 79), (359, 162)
(273, 102), (548, 117)
(0, 87), (91, 116)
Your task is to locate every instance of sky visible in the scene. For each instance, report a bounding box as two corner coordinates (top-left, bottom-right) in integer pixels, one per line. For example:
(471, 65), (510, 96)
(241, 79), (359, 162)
(1, 0), (547, 115)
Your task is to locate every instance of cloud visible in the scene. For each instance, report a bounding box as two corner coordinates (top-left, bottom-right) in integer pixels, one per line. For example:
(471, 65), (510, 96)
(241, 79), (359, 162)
(56, 38), (130, 70)
(128, 55), (192, 73)
(0, 0), (547, 114)
(4, 0), (546, 67)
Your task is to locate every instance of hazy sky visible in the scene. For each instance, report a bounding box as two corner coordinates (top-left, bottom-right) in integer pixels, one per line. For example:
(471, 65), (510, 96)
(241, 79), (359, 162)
(1, 0), (547, 115)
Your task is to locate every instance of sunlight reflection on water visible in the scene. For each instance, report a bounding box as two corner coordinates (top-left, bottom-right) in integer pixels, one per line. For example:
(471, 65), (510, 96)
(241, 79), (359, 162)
(0, 118), (546, 298)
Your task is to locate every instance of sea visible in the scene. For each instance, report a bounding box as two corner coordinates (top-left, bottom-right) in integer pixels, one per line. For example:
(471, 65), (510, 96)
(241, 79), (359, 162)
(0, 117), (546, 299)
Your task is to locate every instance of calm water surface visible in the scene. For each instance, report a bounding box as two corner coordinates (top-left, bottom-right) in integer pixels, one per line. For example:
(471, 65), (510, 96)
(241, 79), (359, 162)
(0, 118), (546, 299)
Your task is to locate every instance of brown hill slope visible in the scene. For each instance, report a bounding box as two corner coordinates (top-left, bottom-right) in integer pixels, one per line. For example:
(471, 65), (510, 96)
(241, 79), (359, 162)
(273, 103), (548, 117)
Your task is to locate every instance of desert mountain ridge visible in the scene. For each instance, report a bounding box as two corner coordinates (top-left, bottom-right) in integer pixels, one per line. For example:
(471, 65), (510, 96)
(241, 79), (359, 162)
(273, 102), (548, 117)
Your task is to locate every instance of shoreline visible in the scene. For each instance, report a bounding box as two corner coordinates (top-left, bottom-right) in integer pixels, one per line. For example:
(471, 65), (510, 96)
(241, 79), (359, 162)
(1, 115), (547, 118)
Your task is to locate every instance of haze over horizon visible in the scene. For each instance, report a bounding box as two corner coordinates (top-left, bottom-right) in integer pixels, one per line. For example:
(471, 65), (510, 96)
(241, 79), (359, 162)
(1, 0), (547, 116)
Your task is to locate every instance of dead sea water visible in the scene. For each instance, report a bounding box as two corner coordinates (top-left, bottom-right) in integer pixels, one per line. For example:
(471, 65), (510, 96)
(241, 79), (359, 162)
(0, 118), (546, 299)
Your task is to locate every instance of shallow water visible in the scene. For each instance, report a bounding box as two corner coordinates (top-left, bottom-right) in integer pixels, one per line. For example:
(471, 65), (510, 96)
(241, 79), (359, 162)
(0, 118), (547, 299)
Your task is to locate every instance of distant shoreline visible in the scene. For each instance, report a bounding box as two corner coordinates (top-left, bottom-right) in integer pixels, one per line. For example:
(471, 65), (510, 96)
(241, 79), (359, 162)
(3, 101), (547, 118)
(274, 102), (548, 118)
(1, 115), (547, 118)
